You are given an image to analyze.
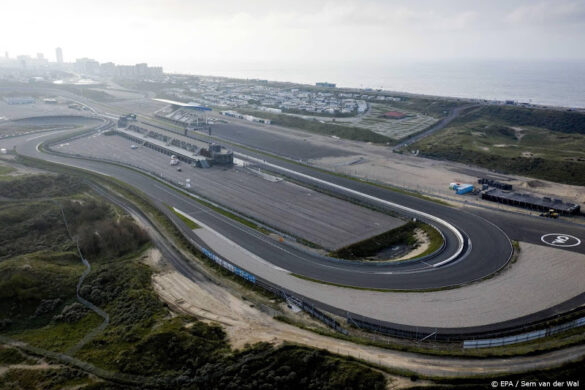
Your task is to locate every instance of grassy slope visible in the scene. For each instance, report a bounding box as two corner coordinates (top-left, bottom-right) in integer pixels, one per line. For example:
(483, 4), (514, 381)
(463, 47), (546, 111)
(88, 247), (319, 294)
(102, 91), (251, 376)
(331, 221), (417, 260)
(237, 108), (395, 144)
(413, 106), (585, 185)
(0, 165), (16, 177)
(0, 172), (387, 389)
(377, 95), (465, 117)
(329, 221), (443, 261)
(0, 367), (94, 390)
(0, 202), (74, 258)
(0, 346), (36, 365)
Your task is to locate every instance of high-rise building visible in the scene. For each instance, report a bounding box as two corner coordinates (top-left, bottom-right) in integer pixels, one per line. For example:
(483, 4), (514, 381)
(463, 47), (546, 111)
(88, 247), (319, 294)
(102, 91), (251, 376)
(75, 58), (100, 74)
(56, 47), (63, 64)
(135, 63), (148, 76)
(100, 62), (116, 76)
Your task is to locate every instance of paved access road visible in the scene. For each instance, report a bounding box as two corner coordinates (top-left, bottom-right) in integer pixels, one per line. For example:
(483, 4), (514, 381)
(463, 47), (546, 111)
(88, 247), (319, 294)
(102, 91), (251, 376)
(393, 104), (480, 150)
(472, 208), (585, 255)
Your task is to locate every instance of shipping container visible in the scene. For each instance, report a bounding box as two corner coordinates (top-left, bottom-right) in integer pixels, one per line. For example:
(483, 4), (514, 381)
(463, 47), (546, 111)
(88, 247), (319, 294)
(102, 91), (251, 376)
(456, 184), (474, 195)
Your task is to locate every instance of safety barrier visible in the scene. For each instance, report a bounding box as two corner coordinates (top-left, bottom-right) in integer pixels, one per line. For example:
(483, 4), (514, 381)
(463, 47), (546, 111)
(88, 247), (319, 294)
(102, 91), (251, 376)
(347, 315), (440, 341)
(198, 244), (346, 333)
(201, 247), (256, 284)
(254, 280), (348, 334)
(463, 316), (585, 348)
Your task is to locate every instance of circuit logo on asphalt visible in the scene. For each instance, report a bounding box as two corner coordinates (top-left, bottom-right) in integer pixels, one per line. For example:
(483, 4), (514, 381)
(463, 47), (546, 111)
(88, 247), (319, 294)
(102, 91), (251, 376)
(541, 233), (581, 247)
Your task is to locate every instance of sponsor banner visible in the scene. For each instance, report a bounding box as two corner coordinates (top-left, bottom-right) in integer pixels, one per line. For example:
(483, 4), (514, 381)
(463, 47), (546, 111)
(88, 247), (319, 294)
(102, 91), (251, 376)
(202, 247), (256, 283)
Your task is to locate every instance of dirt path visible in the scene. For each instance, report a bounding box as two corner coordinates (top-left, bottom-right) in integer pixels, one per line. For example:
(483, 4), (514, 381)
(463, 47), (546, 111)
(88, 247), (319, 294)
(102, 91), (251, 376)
(152, 259), (286, 348)
(0, 357), (62, 377)
(0, 362), (61, 372)
(150, 247), (585, 380)
(92, 180), (584, 382)
(54, 201), (110, 356)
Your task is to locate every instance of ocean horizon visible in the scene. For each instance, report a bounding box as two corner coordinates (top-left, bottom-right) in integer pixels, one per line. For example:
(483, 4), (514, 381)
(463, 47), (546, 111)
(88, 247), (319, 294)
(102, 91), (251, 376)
(180, 59), (585, 109)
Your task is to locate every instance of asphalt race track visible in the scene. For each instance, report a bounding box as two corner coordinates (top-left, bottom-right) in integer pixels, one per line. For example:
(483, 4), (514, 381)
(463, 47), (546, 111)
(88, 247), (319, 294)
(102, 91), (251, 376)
(210, 122), (354, 160)
(192, 119), (585, 256)
(3, 115), (585, 335)
(54, 133), (405, 251)
(9, 126), (510, 290)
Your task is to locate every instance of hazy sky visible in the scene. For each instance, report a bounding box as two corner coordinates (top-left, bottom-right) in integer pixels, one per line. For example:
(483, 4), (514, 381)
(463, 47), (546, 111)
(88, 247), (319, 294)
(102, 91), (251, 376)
(2, 0), (585, 72)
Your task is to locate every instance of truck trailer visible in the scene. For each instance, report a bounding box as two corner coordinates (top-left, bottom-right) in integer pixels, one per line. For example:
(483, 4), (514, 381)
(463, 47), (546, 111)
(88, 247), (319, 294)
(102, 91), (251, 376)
(449, 182), (474, 195)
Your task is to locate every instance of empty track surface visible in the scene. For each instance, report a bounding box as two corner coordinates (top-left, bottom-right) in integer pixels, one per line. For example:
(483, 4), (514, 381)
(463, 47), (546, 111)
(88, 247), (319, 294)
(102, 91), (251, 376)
(8, 124), (512, 290)
(55, 133), (404, 251)
(4, 118), (585, 332)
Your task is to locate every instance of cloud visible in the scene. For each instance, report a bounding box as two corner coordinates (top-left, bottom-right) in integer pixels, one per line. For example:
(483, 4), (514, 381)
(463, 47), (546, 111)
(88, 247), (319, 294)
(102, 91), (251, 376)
(262, 1), (478, 32)
(1, 0), (584, 69)
(506, 0), (585, 26)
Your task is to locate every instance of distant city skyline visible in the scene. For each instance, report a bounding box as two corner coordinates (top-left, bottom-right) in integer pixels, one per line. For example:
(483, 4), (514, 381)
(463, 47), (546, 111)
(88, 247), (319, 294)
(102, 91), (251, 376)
(1, 0), (585, 74)
(56, 47), (63, 64)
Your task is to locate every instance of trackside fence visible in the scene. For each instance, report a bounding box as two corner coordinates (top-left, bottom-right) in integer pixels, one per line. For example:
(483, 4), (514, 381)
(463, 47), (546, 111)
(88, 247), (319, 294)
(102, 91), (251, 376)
(253, 279), (348, 335)
(463, 316), (585, 348)
(347, 315), (439, 341)
(187, 227), (349, 335)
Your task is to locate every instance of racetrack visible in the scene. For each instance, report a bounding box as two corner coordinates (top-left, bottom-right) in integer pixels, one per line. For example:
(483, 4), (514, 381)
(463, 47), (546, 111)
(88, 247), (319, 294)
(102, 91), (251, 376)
(210, 122), (354, 160)
(10, 126), (509, 290)
(3, 114), (585, 335)
(54, 132), (405, 251)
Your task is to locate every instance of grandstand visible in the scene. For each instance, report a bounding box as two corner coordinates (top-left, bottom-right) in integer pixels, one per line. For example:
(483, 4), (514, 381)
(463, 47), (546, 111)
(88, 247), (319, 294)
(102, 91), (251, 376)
(153, 98), (212, 129)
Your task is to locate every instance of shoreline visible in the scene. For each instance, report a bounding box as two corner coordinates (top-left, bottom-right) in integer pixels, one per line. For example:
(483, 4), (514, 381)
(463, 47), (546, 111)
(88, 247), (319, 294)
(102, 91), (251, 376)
(164, 64), (585, 111)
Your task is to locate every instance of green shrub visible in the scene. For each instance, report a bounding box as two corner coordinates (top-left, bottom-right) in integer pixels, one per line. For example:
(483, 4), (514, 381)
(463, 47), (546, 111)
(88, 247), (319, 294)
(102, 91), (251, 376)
(116, 317), (229, 375)
(0, 174), (85, 199)
(459, 106), (585, 134)
(331, 222), (419, 260)
(0, 202), (73, 258)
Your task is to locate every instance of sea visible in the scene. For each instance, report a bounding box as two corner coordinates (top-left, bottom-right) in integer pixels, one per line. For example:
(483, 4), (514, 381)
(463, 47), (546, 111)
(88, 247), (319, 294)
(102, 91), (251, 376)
(187, 59), (585, 109)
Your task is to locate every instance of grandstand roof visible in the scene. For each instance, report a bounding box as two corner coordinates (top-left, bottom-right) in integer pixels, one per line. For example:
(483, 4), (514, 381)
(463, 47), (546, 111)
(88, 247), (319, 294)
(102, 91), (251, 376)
(153, 98), (212, 111)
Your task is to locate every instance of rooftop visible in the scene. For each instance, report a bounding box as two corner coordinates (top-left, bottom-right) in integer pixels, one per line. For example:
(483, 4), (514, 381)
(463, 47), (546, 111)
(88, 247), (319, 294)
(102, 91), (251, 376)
(154, 98), (212, 111)
(482, 188), (580, 213)
(117, 127), (208, 162)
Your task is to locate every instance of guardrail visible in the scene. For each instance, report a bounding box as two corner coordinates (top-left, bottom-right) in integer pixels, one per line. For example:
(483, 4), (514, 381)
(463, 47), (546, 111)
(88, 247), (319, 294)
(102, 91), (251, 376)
(253, 278), (348, 334)
(464, 316), (585, 348)
(347, 314), (440, 341)
(169, 208), (348, 335)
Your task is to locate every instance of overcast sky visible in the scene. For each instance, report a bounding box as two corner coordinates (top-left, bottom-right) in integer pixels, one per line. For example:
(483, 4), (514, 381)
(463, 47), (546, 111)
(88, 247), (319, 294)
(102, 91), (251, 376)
(2, 0), (585, 72)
